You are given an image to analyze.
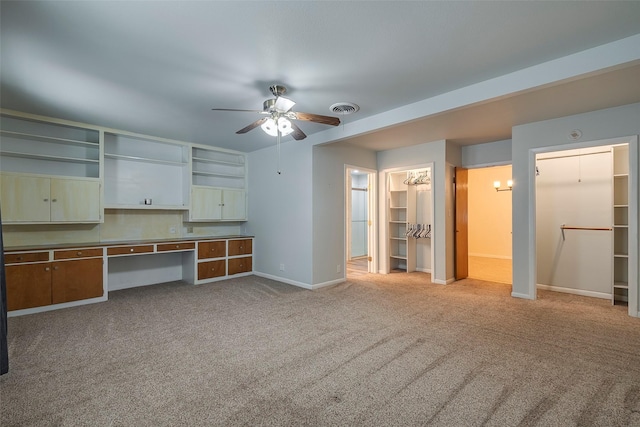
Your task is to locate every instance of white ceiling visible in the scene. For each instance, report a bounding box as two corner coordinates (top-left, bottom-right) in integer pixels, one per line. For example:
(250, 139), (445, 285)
(1, 1), (640, 153)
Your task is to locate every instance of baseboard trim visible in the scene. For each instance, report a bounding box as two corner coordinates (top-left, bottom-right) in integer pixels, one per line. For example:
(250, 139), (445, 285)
(432, 278), (455, 285)
(254, 272), (346, 290)
(511, 292), (534, 300)
(416, 268), (432, 273)
(253, 272), (312, 289)
(8, 295), (109, 318)
(537, 284), (611, 300)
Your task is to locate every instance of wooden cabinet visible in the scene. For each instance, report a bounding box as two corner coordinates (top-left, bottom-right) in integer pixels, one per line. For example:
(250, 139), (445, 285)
(51, 258), (103, 304)
(198, 260), (226, 280)
(6, 261), (52, 311)
(198, 240), (226, 259)
(229, 239), (252, 256)
(228, 257), (252, 276)
(5, 248), (104, 311)
(107, 245), (154, 256)
(0, 173), (101, 223)
(190, 186), (246, 221)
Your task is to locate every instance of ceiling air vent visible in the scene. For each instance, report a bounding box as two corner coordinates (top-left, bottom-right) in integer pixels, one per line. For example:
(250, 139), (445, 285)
(330, 102), (360, 115)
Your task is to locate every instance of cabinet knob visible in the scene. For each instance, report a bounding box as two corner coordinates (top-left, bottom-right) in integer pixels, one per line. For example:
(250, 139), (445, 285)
(54, 266), (59, 270)
(52, 199), (57, 202)
(77, 251), (83, 256)
(211, 267), (215, 271)
(176, 245), (180, 249)
(17, 256), (23, 261)
(239, 246), (243, 250)
(45, 267), (50, 271)
(130, 248), (134, 252)
(43, 198), (49, 202)
(211, 248), (215, 252)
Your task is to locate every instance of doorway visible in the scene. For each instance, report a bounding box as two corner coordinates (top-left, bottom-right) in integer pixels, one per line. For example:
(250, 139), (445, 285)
(346, 167), (377, 276)
(456, 165), (513, 284)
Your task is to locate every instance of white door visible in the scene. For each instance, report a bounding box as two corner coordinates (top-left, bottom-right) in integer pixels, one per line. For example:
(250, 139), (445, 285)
(50, 178), (101, 222)
(222, 189), (247, 220)
(191, 186), (222, 221)
(0, 174), (51, 222)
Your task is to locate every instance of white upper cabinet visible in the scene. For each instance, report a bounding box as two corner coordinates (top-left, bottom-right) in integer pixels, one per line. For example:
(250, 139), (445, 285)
(188, 145), (247, 222)
(0, 112), (103, 224)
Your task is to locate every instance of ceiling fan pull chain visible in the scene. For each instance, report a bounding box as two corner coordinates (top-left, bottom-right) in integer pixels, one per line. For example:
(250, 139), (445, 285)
(277, 129), (282, 175)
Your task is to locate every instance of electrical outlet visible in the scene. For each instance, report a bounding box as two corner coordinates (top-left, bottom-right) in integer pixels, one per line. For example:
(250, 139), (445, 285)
(280, 264), (285, 271)
(169, 227), (176, 234)
(337, 264), (341, 273)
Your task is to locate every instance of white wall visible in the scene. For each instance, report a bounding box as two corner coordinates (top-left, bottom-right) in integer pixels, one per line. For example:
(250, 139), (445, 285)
(377, 139), (460, 284)
(511, 102), (639, 317)
(462, 139), (512, 167)
(246, 141), (314, 287)
(312, 143), (377, 286)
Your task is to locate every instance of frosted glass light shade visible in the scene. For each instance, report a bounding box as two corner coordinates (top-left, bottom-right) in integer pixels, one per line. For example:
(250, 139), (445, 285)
(261, 117), (294, 137)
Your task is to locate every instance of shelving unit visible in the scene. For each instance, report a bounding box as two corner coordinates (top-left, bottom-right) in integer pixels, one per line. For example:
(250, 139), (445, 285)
(0, 114), (100, 178)
(0, 112), (102, 223)
(612, 144), (629, 305)
(103, 132), (189, 209)
(388, 171), (416, 272)
(188, 145), (247, 222)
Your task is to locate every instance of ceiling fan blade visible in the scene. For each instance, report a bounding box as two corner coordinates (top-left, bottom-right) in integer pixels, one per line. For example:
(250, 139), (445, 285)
(212, 108), (267, 114)
(292, 112), (340, 126)
(274, 96), (296, 112)
(290, 122), (307, 140)
(236, 118), (268, 134)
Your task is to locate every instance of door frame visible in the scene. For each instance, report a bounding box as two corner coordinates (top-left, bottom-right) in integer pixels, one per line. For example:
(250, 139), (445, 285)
(345, 165), (377, 274)
(528, 135), (638, 317)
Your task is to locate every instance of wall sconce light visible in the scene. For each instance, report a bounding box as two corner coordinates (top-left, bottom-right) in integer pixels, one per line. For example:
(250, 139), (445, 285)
(494, 180), (513, 192)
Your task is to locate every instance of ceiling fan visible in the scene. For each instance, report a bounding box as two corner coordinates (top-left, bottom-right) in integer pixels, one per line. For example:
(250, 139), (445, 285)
(212, 84), (341, 140)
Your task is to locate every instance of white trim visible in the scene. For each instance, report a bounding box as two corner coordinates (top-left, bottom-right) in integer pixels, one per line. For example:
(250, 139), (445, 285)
(253, 271), (312, 290)
(416, 268), (432, 273)
(433, 277), (456, 285)
(512, 291), (534, 300)
(311, 278), (347, 290)
(536, 284), (611, 300)
(7, 295), (108, 317)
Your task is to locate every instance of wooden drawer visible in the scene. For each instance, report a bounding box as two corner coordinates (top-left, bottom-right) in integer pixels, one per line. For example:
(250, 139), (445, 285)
(228, 239), (252, 256)
(198, 260), (226, 280)
(54, 248), (103, 260)
(228, 256), (252, 275)
(5, 251), (49, 264)
(107, 245), (155, 256)
(157, 242), (195, 252)
(198, 241), (226, 259)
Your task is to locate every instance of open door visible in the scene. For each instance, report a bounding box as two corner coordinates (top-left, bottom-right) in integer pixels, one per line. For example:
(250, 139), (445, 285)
(455, 167), (469, 279)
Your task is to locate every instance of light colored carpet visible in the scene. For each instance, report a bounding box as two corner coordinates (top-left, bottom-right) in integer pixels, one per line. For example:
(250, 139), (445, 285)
(2, 273), (640, 426)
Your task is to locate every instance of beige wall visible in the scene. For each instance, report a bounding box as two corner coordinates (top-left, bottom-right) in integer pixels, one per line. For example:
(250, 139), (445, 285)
(468, 165), (512, 259)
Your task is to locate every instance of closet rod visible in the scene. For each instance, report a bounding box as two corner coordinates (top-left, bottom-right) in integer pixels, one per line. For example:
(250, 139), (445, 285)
(560, 224), (612, 240)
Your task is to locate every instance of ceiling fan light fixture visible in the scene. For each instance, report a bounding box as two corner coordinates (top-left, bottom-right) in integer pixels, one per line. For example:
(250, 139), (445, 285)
(261, 117), (294, 137)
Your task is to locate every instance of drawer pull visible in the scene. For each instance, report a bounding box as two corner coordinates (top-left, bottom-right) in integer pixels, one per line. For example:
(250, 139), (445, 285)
(52, 199), (57, 202)
(176, 245), (180, 249)
(211, 267), (215, 271)
(54, 266), (59, 270)
(17, 256), (23, 261)
(77, 251), (83, 256)
(44, 198), (49, 202)
(45, 267), (50, 271)
(130, 248), (134, 252)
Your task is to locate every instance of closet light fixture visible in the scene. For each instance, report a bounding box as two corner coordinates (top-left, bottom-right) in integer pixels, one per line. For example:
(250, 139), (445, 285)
(494, 180), (513, 192)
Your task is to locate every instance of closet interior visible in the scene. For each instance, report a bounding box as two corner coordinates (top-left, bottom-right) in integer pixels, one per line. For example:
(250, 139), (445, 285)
(387, 168), (432, 273)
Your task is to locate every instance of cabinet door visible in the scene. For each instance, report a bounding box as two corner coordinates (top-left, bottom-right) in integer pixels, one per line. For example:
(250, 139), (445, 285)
(228, 239), (252, 256)
(6, 263), (52, 310)
(198, 241), (226, 259)
(222, 189), (247, 220)
(228, 257), (252, 275)
(51, 258), (104, 304)
(191, 187), (222, 221)
(50, 178), (101, 222)
(197, 260), (226, 280)
(0, 174), (51, 222)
